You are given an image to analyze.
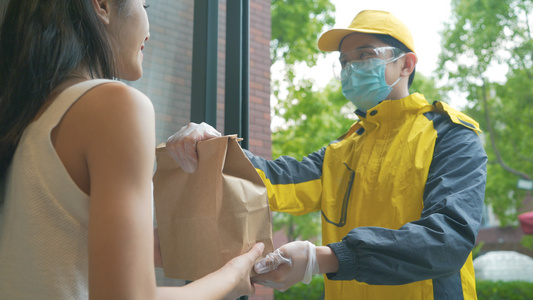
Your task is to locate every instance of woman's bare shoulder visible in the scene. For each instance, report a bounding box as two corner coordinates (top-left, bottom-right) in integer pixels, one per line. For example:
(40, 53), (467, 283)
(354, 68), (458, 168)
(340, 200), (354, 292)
(67, 81), (155, 135)
(81, 81), (153, 111)
(56, 80), (155, 157)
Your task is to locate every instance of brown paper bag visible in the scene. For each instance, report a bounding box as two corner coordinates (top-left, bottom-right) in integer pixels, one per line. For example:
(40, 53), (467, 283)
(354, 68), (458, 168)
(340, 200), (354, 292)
(153, 135), (273, 281)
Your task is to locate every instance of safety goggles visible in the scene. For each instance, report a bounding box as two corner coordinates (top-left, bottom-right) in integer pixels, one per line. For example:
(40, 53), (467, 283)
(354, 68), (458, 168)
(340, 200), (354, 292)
(332, 46), (406, 80)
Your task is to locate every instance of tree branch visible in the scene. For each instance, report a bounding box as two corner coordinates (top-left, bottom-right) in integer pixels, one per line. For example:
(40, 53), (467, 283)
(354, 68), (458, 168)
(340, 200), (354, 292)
(482, 80), (532, 180)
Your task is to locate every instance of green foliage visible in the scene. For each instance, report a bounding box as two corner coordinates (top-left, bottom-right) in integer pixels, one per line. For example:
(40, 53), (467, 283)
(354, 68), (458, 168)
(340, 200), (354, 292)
(271, 0), (335, 66)
(272, 211), (322, 243)
(438, 0), (517, 86)
(476, 280), (533, 299)
(438, 0), (533, 225)
(410, 73), (450, 103)
(483, 160), (524, 226)
(274, 275), (324, 300)
(270, 0), (336, 108)
(521, 235), (533, 250)
(472, 241), (484, 259)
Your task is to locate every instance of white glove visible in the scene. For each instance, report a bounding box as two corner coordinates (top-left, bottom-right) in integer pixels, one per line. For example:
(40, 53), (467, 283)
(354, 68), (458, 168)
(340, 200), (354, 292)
(252, 241), (319, 291)
(166, 122), (221, 173)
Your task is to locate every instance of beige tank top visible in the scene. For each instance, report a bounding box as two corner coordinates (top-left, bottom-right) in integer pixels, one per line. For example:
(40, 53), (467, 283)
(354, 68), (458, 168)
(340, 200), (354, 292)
(0, 79), (118, 299)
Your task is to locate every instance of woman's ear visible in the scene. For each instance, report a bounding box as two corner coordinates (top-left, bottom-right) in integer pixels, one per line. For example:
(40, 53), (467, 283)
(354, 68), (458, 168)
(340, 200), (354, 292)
(92, 0), (111, 25)
(401, 52), (418, 77)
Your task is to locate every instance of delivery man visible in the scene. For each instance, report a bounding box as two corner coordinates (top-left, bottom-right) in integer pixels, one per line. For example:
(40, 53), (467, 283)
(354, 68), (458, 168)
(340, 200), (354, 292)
(167, 10), (487, 300)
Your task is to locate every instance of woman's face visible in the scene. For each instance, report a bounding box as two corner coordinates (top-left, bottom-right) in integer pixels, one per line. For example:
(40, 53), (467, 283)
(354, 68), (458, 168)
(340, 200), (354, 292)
(107, 0), (150, 81)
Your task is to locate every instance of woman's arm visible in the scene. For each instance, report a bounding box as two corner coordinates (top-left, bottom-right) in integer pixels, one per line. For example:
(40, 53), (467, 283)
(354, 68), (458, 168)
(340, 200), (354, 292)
(77, 83), (259, 299)
(84, 83), (158, 299)
(157, 243), (264, 300)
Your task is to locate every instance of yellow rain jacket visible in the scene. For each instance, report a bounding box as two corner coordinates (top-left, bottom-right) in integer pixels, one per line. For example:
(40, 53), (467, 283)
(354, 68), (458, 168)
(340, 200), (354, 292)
(246, 93), (487, 300)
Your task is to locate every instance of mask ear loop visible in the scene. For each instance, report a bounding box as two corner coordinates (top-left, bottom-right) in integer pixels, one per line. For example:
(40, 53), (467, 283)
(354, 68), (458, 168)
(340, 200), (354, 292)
(389, 76), (402, 88)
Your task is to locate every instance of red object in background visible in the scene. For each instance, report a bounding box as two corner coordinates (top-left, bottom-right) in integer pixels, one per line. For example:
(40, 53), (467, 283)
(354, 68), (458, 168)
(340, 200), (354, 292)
(519, 211), (533, 234)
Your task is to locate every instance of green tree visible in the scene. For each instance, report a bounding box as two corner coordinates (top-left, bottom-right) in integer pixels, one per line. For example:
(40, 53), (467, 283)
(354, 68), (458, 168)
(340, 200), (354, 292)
(410, 72), (451, 103)
(271, 0), (336, 66)
(437, 0), (533, 225)
(270, 0), (336, 242)
(270, 0), (336, 108)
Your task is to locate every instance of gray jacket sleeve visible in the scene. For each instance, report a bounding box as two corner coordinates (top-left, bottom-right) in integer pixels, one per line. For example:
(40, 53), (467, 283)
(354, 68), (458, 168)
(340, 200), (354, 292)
(244, 148), (326, 185)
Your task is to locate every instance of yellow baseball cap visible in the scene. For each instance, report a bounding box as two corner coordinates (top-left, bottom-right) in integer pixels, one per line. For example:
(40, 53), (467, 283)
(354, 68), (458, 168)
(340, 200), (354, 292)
(318, 10), (415, 54)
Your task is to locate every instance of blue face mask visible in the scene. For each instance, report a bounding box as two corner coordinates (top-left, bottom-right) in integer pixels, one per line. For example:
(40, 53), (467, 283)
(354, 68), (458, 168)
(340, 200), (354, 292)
(341, 58), (401, 113)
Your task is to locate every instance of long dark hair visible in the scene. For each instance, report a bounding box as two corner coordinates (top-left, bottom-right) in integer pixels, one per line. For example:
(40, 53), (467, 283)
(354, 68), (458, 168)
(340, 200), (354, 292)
(0, 0), (120, 176)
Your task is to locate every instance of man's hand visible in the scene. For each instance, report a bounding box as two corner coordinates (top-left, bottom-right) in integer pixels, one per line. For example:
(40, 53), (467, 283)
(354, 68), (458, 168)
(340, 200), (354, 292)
(166, 122), (221, 173)
(252, 241), (319, 292)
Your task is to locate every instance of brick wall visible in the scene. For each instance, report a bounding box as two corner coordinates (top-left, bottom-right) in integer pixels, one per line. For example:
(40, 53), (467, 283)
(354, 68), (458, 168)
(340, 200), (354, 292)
(247, 0), (272, 159)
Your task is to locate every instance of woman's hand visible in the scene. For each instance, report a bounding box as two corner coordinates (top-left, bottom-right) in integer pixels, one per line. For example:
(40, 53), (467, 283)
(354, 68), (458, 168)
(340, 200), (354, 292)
(217, 242), (265, 300)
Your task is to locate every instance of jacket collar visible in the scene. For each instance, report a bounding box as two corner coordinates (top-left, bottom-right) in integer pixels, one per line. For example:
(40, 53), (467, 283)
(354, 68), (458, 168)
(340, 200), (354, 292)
(355, 93), (430, 126)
